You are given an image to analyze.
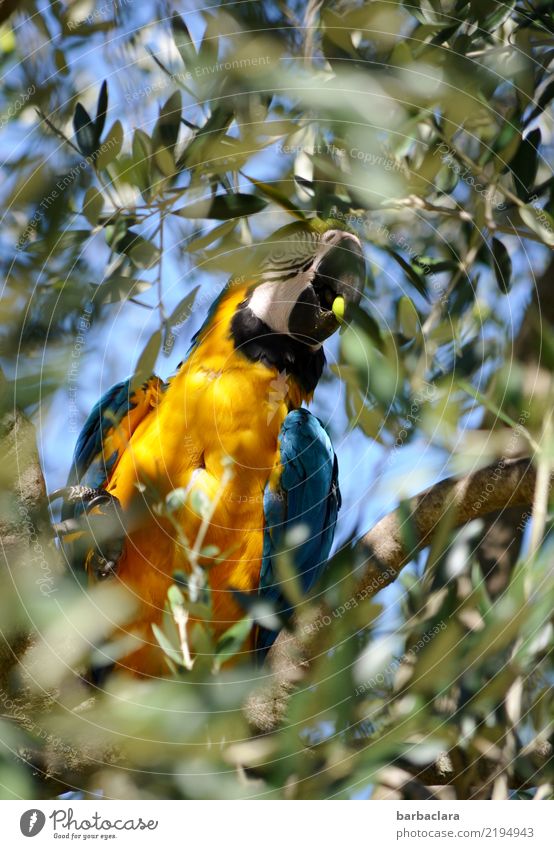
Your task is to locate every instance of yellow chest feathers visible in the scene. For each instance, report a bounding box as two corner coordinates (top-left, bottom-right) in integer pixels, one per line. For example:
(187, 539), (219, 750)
(109, 283), (304, 526)
(104, 284), (308, 657)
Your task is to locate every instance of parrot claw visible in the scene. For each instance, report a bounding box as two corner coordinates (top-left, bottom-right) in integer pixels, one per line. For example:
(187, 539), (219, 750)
(82, 491), (125, 581)
(89, 554), (120, 581)
(52, 487), (125, 581)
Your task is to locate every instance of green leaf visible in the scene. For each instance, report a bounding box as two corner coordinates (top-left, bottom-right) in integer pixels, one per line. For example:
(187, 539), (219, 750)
(153, 146), (175, 178)
(174, 193), (267, 220)
(27, 229), (91, 253)
(163, 286), (200, 355)
(107, 225), (160, 268)
(199, 545), (219, 559)
(510, 129), (540, 201)
(153, 91), (182, 153)
(171, 13), (197, 68)
(213, 617), (253, 671)
(385, 248), (430, 302)
(343, 382), (384, 441)
(349, 303), (383, 350)
(341, 328), (371, 387)
(95, 80), (108, 141)
(152, 623), (182, 667)
(491, 237), (512, 293)
(54, 48), (68, 75)
(131, 129), (152, 199)
(130, 330), (162, 392)
(469, 0), (499, 23)
(488, 117), (521, 170)
(0, 367), (65, 415)
(242, 174), (306, 219)
(186, 220), (236, 253)
(73, 102), (97, 156)
(96, 119), (123, 170)
(128, 235), (160, 269)
(519, 203), (554, 247)
(396, 498), (419, 559)
(180, 106), (234, 168)
(166, 286), (200, 329)
(397, 296), (420, 338)
(196, 29), (218, 80)
(481, 0), (515, 29)
(165, 488), (188, 512)
(167, 584), (185, 613)
(99, 275), (153, 304)
(513, 29), (535, 110)
(190, 489), (211, 519)
(82, 186), (104, 226)
(414, 256), (458, 274)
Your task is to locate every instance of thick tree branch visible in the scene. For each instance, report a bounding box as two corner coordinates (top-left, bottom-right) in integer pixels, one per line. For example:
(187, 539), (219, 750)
(355, 456), (537, 587)
(246, 457), (545, 734)
(0, 405), (51, 692)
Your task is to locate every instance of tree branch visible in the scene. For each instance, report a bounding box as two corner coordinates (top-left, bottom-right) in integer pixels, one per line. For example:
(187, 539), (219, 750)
(395, 738), (552, 794)
(369, 737), (552, 797)
(0, 404), (52, 692)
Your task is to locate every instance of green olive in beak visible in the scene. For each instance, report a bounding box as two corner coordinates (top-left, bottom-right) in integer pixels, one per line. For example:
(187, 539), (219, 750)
(332, 295), (346, 321)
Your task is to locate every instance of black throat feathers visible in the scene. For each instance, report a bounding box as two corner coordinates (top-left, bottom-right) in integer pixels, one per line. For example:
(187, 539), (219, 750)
(230, 303), (325, 395)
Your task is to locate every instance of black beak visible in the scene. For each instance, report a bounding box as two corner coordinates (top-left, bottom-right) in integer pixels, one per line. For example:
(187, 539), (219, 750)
(289, 232), (366, 345)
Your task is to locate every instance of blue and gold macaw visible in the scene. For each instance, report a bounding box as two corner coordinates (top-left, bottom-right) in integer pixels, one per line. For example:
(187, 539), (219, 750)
(59, 219), (365, 674)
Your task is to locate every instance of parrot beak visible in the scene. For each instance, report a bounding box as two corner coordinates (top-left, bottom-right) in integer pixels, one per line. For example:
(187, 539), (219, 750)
(289, 231), (366, 345)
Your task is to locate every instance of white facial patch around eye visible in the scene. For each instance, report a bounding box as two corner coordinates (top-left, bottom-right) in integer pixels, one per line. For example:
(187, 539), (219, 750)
(248, 270), (315, 335)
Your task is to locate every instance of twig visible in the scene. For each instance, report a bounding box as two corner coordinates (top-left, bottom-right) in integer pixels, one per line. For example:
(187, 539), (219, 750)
(36, 108), (82, 155)
(528, 404), (553, 558)
(173, 605), (194, 670)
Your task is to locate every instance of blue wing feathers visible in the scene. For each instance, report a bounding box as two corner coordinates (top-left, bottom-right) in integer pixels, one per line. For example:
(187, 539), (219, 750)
(257, 408), (340, 654)
(68, 379), (133, 489)
(67, 374), (167, 496)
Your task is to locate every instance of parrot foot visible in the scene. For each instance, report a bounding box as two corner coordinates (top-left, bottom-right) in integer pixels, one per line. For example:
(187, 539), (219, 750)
(51, 486), (125, 581)
(81, 490), (125, 581)
(87, 547), (122, 581)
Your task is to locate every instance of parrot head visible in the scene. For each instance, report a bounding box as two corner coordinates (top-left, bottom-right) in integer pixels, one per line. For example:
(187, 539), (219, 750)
(241, 219), (366, 344)
(230, 219), (366, 393)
